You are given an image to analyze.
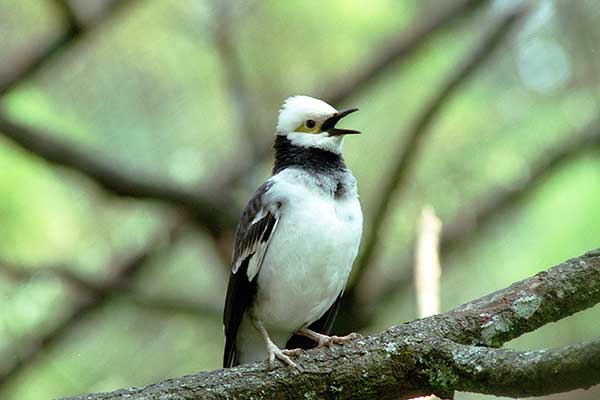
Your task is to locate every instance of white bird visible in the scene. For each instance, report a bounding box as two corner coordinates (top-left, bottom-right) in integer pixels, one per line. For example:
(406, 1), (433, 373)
(223, 95), (363, 369)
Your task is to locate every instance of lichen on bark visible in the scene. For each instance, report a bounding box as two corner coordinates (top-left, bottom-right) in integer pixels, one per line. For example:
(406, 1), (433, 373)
(61, 249), (600, 400)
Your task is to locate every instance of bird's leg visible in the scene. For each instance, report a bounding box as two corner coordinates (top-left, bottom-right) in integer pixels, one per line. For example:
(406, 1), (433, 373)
(253, 319), (302, 370)
(297, 328), (361, 348)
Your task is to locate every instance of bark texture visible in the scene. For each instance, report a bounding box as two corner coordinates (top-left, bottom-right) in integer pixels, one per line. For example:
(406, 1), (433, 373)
(62, 248), (600, 400)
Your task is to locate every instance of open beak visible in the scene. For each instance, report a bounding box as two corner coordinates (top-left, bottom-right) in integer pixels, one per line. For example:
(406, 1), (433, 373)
(322, 108), (361, 136)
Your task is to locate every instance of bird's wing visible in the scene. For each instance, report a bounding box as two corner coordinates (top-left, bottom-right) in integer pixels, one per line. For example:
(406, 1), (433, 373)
(223, 182), (279, 368)
(285, 292), (343, 350)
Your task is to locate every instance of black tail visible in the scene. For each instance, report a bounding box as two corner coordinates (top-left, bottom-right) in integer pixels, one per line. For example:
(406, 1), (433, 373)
(223, 335), (238, 368)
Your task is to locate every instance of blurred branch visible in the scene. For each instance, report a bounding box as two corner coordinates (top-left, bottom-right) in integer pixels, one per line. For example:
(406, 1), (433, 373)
(349, 6), (526, 300)
(0, 261), (102, 294)
(212, 0), (262, 157)
(53, 0), (84, 35)
(323, 0), (490, 105)
(0, 0), (237, 237)
(0, 0), (495, 253)
(0, 114), (238, 234)
(0, 0), (137, 96)
(210, 0), (492, 189)
(0, 0), (495, 242)
(62, 248), (600, 400)
(363, 116), (600, 318)
(0, 220), (182, 388)
(0, 260), (222, 320)
(123, 293), (222, 319)
(440, 120), (600, 255)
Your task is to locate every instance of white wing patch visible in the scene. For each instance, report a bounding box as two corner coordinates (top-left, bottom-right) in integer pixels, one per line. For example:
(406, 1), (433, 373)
(231, 211), (278, 280)
(246, 218), (278, 280)
(251, 208), (268, 224)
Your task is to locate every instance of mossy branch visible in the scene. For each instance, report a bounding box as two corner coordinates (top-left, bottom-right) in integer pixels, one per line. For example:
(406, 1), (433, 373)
(61, 248), (600, 400)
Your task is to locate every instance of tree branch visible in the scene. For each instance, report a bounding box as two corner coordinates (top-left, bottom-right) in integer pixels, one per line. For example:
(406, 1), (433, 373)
(437, 249), (600, 346)
(442, 338), (600, 397)
(61, 248), (600, 399)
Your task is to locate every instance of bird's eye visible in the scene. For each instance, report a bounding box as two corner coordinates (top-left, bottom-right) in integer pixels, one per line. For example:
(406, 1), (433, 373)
(305, 119), (316, 129)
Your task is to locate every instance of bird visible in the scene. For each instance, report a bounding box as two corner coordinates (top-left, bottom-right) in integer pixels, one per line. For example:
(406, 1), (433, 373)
(223, 95), (363, 369)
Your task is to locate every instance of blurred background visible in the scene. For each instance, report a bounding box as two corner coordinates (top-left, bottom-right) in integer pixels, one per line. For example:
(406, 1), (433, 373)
(0, 0), (599, 399)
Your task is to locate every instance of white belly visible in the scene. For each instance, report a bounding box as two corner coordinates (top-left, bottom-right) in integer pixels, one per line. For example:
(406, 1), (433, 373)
(253, 188), (362, 334)
(236, 170), (363, 364)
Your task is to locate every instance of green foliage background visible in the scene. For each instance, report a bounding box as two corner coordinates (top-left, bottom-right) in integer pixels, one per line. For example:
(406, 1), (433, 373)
(0, 0), (599, 399)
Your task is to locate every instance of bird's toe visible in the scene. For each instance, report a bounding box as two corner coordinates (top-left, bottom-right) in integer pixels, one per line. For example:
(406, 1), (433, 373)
(282, 348), (303, 356)
(331, 332), (359, 344)
(317, 337), (333, 347)
(266, 343), (302, 370)
(277, 352), (300, 370)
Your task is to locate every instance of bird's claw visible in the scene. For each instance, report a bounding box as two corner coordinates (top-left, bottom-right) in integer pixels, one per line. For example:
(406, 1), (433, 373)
(283, 348), (303, 356)
(267, 343), (302, 370)
(317, 332), (361, 347)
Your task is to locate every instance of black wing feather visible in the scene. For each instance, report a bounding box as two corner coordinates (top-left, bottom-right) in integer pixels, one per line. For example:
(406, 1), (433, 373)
(223, 257), (255, 367)
(223, 182), (277, 368)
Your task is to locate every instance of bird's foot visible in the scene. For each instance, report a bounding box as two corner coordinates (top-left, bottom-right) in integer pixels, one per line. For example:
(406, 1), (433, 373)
(253, 319), (303, 370)
(316, 332), (361, 347)
(324, 332), (362, 347)
(298, 328), (362, 348)
(266, 341), (302, 370)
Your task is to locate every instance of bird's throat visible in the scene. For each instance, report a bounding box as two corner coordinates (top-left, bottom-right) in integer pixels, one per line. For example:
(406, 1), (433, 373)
(272, 136), (347, 176)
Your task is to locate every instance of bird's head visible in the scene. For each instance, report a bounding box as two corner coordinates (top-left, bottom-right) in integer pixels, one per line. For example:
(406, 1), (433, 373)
(276, 95), (360, 154)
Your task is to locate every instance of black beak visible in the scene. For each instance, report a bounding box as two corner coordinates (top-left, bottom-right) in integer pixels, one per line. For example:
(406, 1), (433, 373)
(321, 108), (361, 136)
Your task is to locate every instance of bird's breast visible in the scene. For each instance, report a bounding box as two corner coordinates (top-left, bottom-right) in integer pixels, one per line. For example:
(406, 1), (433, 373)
(252, 180), (363, 335)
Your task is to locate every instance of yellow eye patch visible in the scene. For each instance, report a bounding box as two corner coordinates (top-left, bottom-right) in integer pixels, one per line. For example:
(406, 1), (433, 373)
(295, 119), (320, 134)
